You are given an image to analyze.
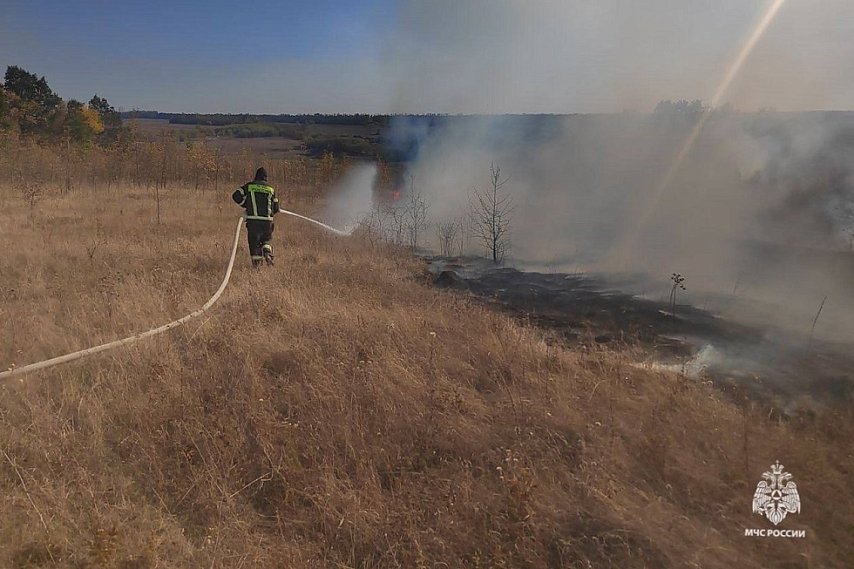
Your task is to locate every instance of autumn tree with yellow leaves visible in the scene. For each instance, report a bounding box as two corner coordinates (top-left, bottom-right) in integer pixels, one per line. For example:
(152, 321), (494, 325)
(65, 100), (104, 143)
(0, 65), (124, 145)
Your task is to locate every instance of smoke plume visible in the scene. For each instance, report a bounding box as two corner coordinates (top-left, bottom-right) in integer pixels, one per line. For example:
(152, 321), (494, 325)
(380, 1), (854, 340)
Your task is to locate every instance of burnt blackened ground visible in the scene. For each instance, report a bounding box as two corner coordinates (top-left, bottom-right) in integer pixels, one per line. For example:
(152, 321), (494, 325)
(426, 256), (854, 407)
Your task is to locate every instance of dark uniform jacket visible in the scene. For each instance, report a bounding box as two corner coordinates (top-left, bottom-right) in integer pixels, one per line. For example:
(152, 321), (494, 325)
(232, 181), (280, 221)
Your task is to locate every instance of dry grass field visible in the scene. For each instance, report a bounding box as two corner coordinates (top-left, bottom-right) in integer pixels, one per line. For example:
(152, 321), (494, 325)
(0, 165), (852, 567)
(130, 118), (303, 159)
(129, 118), (380, 160)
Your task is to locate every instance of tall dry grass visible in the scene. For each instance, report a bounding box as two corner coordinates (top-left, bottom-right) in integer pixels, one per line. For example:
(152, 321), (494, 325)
(0, 131), (356, 201)
(0, 160), (852, 568)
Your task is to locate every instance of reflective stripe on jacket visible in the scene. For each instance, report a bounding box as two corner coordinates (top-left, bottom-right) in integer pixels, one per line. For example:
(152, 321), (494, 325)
(232, 182), (279, 221)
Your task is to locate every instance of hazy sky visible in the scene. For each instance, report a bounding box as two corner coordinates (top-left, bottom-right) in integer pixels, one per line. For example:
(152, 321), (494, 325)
(1, 0), (853, 113)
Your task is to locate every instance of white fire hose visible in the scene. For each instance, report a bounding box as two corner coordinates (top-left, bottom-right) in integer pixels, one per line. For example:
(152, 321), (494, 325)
(280, 209), (352, 236)
(0, 209), (349, 382)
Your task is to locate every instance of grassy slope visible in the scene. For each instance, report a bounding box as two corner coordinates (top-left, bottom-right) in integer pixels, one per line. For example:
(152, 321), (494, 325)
(0, 183), (851, 568)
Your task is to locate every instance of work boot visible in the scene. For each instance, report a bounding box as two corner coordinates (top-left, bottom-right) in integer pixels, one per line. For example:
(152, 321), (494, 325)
(252, 257), (263, 268)
(262, 244), (274, 266)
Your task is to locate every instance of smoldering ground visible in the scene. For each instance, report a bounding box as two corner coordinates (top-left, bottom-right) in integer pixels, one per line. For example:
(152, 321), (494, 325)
(391, 110), (854, 344)
(369, 0), (854, 344)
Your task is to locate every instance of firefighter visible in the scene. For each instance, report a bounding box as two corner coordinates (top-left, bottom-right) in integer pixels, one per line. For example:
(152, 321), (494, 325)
(232, 167), (280, 267)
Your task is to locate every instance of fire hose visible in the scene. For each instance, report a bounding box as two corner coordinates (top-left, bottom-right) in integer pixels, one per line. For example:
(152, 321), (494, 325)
(0, 209), (350, 382)
(280, 209), (352, 236)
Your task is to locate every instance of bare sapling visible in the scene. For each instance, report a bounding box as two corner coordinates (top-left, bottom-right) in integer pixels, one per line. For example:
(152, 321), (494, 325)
(469, 163), (513, 263)
(809, 295), (828, 343)
(437, 218), (463, 257)
(86, 222), (106, 264)
(405, 175), (429, 249)
(387, 204), (406, 246)
(669, 273), (686, 318)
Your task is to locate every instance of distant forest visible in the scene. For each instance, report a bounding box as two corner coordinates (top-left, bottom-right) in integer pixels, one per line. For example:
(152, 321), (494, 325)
(121, 111), (400, 127)
(119, 110), (572, 127)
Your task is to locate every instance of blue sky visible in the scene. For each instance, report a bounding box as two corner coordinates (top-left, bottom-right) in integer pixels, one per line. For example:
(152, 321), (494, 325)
(0, 0), (399, 112)
(2, 1), (853, 113)
(11, 0), (398, 62)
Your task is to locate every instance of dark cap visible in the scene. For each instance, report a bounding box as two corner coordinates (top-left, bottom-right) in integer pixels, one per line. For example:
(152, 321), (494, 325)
(254, 167), (267, 182)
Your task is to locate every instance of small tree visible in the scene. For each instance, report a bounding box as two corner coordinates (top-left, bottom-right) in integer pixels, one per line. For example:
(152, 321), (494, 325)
(404, 174), (429, 249)
(669, 273), (686, 318)
(65, 100), (104, 144)
(88, 95), (121, 129)
(359, 202), (388, 248)
(469, 164), (513, 263)
(436, 218), (462, 257)
(386, 204), (406, 246)
(187, 141), (216, 191)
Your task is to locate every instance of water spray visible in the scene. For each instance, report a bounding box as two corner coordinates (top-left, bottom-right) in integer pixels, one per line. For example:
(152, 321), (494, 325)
(280, 209), (353, 236)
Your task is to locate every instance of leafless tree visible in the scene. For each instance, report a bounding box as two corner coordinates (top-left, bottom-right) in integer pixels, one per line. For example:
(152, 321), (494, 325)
(669, 273), (686, 318)
(387, 205), (406, 246)
(85, 223), (107, 264)
(469, 164), (513, 263)
(359, 202), (386, 248)
(405, 176), (429, 249)
(436, 218), (462, 257)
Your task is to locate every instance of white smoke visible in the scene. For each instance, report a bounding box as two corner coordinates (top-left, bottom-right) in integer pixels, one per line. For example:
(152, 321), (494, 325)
(391, 110), (854, 340)
(320, 163), (378, 233)
(375, 1), (854, 341)
(383, 0), (854, 114)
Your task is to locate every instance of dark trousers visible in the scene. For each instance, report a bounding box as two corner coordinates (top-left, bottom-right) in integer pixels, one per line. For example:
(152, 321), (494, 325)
(246, 219), (274, 264)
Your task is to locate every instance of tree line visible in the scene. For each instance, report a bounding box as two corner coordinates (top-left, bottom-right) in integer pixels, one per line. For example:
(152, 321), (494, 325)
(126, 111), (394, 127)
(0, 65), (125, 145)
(0, 65), (375, 199)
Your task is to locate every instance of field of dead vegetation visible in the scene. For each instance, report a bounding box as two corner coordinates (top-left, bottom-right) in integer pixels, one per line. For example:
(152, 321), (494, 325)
(0, 162), (852, 568)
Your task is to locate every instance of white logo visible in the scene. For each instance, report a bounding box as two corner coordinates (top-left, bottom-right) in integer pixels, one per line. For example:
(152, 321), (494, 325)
(752, 461), (801, 526)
